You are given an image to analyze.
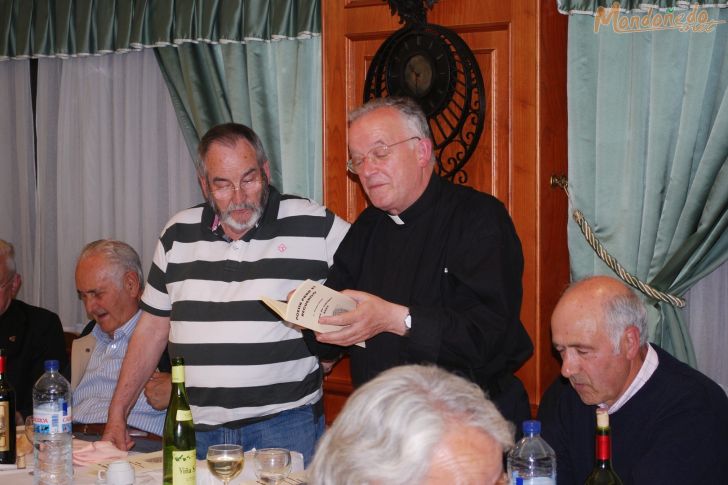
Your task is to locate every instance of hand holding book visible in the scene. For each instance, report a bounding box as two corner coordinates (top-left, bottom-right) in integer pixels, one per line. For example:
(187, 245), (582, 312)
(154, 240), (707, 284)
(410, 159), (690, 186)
(261, 280), (365, 347)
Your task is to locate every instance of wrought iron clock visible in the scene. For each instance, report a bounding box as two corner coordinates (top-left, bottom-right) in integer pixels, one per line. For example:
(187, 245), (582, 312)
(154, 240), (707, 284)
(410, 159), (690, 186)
(363, 1), (485, 184)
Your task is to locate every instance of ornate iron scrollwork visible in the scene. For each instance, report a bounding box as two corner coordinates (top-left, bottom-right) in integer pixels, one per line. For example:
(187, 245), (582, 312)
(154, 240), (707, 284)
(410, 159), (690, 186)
(363, 20), (486, 184)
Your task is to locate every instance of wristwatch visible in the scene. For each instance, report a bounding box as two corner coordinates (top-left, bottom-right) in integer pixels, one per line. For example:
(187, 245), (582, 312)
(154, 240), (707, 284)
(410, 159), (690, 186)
(404, 312), (412, 334)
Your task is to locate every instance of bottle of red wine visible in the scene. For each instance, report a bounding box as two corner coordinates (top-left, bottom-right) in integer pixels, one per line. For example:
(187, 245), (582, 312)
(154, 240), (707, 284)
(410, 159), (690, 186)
(163, 356), (196, 485)
(0, 348), (17, 464)
(584, 409), (623, 485)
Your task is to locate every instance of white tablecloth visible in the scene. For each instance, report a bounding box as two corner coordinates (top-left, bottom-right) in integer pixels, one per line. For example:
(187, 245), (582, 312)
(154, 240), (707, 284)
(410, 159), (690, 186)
(0, 450), (306, 484)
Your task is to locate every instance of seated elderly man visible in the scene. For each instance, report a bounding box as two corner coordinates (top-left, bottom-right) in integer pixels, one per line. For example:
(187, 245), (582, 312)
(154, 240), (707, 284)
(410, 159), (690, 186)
(0, 239), (67, 420)
(309, 364), (513, 485)
(72, 240), (170, 452)
(538, 276), (728, 484)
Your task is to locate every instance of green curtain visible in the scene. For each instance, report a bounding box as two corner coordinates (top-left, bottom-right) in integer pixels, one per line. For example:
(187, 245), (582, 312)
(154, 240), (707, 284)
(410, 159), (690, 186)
(0, 0), (320, 59)
(557, 0), (726, 14)
(155, 38), (323, 201)
(566, 7), (728, 365)
(0, 0), (324, 201)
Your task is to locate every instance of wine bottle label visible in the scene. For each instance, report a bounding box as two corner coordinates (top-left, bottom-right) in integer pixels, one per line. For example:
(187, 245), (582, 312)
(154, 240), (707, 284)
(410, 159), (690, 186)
(176, 409), (193, 422)
(0, 402), (8, 451)
(172, 449), (196, 485)
(172, 366), (185, 383)
(33, 407), (73, 434)
(596, 435), (610, 460)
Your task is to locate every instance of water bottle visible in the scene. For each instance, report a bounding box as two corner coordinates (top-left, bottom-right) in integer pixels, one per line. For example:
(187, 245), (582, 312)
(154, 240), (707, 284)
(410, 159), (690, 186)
(32, 360), (73, 485)
(507, 420), (556, 485)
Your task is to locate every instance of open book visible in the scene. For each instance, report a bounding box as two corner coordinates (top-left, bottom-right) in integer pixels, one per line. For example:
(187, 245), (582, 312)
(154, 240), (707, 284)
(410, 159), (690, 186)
(261, 279), (365, 347)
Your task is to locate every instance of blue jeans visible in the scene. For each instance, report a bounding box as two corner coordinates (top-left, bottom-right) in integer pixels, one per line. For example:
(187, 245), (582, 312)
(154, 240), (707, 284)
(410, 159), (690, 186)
(195, 402), (325, 466)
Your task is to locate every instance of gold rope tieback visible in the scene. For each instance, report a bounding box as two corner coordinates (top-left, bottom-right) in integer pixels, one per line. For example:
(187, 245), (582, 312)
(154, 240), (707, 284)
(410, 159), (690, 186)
(550, 175), (686, 308)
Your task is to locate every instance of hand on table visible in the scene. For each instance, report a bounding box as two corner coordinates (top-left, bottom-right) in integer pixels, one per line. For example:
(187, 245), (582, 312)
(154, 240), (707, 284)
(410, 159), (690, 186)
(101, 418), (134, 452)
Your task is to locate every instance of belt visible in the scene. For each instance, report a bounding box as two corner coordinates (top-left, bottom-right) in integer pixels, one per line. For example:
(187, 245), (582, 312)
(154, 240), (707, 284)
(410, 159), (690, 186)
(73, 423), (162, 441)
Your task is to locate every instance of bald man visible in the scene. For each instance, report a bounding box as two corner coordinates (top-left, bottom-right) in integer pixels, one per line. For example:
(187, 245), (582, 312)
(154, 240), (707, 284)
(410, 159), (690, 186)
(537, 276), (728, 485)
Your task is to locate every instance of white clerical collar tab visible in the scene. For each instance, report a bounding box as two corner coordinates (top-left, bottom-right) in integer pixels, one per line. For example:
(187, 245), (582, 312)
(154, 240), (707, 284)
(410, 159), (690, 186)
(388, 214), (405, 225)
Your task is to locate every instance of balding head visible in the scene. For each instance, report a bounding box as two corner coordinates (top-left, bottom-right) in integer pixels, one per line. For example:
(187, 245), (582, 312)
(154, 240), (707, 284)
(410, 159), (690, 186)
(555, 276), (648, 350)
(551, 276), (648, 406)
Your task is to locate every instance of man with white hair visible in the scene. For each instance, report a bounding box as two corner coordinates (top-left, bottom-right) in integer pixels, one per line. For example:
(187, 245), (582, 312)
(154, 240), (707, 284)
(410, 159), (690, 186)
(309, 364), (513, 485)
(538, 276), (728, 484)
(0, 239), (67, 420)
(307, 96), (533, 428)
(72, 239), (168, 451)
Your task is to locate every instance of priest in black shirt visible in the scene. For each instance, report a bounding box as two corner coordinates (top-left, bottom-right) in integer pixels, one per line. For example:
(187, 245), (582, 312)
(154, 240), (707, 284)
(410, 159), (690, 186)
(306, 96), (533, 426)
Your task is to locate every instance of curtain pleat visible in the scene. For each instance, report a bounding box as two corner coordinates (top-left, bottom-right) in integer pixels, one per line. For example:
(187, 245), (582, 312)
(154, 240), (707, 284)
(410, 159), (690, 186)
(0, 60), (35, 303)
(155, 37), (324, 202)
(0, 0), (321, 60)
(35, 49), (200, 328)
(558, 0), (728, 15)
(566, 7), (728, 365)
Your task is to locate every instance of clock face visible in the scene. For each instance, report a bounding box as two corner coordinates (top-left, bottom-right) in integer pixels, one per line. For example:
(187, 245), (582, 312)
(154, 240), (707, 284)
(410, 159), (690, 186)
(364, 24), (486, 184)
(404, 54), (434, 97)
(385, 31), (454, 116)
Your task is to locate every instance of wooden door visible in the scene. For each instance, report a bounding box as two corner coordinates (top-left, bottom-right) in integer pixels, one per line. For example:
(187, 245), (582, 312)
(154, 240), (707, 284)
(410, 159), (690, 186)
(321, 0), (569, 422)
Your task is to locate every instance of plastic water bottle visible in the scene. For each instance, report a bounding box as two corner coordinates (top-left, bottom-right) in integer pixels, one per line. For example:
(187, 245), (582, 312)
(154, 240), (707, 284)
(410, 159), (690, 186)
(507, 420), (556, 485)
(32, 360), (73, 485)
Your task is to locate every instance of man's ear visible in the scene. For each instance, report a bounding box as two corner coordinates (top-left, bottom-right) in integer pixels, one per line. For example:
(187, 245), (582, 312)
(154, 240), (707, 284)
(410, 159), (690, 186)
(622, 325), (641, 359)
(10, 273), (21, 299)
(262, 160), (271, 180)
(416, 138), (434, 168)
(123, 271), (141, 297)
(199, 174), (210, 199)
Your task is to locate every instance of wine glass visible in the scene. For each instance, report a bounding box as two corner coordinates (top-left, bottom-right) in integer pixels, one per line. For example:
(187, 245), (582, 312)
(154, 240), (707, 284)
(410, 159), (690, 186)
(24, 415), (34, 443)
(206, 444), (244, 485)
(253, 448), (292, 485)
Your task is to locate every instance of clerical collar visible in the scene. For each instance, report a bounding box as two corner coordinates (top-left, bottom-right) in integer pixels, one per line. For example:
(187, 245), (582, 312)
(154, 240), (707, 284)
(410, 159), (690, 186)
(385, 174), (442, 225)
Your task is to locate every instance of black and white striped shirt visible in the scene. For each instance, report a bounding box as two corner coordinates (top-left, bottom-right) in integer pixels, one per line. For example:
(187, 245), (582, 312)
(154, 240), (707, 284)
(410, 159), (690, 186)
(140, 188), (349, 429)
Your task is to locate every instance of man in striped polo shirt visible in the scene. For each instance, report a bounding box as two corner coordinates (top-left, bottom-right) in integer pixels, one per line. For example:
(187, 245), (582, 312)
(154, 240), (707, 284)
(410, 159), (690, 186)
(103, 123), (349, 464)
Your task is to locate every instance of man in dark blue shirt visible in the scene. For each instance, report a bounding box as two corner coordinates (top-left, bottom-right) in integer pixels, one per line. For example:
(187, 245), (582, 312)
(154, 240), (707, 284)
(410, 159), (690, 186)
(538, 276), (728, 484)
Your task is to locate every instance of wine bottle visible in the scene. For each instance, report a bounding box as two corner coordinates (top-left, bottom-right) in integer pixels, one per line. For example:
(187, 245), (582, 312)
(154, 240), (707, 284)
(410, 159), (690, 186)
(584, 410), (623, 485)
(163, 356), (196, 485)
(0, 348), (16, 465)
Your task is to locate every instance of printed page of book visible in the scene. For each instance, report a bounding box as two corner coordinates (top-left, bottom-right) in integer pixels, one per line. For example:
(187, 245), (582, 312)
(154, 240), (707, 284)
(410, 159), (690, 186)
(261, 280), (365, 347)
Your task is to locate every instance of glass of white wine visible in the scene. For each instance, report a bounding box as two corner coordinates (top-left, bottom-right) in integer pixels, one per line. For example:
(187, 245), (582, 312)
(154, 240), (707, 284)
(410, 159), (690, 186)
(253, 448), (292, 485)
(24, 415), (34, 442)
(206, 444), (244, 485)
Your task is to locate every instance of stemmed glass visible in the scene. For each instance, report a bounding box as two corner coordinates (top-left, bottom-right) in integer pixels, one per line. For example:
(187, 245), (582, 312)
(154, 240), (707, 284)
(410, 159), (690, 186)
(24, 415), (34, 442)
(253, 448), (292, 485)
(206, 444), (244, 485)
(15, 415), (35, 469)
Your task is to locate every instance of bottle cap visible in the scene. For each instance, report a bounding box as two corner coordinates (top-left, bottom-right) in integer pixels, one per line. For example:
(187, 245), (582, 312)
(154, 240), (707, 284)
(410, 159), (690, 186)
(522, 419), (541, 435)
(596, 409), (609, 428)
(44, 360), (60, 371)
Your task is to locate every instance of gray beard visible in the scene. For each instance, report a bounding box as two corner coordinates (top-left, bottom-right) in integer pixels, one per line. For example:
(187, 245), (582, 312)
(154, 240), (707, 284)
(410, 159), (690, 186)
(208, 176), (270, 234)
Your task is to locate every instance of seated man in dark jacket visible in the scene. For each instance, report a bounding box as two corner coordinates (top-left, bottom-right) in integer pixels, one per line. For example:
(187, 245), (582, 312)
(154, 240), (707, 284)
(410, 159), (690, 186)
(0, 239), (67, 420)
(538, 276), (728, 485)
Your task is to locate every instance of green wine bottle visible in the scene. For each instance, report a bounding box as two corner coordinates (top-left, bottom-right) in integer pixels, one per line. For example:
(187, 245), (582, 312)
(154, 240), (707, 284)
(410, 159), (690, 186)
(584, 410), (623, 485)
(0, 348), (17, 465)
(163, 356), (196, 485)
